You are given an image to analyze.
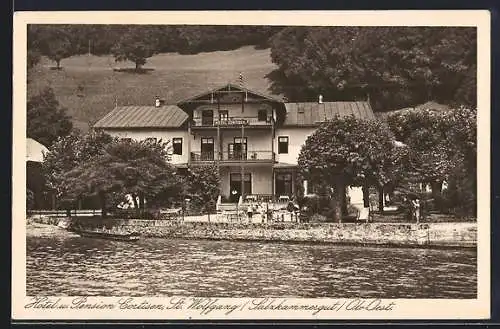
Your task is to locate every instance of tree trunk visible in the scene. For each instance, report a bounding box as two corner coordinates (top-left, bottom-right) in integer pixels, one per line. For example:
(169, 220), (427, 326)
(132, 194), (139, 209)
(56, 59), (61, 69)
(139, 194), (145, 209)
(362, 184), (370, 208)
(430, 180), (443, 211)
(332, 178), (344, 223)
(135, 62), (142, 71)
(378, 185), (384, 214)
(341, 185), (348, 216)
(99, 192), (107, 218)
(139, 193), (145, 218)
(430, 180), (442, 198)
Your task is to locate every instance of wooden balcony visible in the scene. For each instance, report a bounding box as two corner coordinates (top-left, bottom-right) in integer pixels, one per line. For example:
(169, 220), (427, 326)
(192, 116), (273, 128)
(190, 151), (275, 164)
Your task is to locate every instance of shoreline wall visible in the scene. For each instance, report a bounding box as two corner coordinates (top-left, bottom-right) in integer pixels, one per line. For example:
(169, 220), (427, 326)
(30, 216), (477, 249)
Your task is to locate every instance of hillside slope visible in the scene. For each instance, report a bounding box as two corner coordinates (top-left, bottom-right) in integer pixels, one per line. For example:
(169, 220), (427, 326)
(28, 46), (278, 132)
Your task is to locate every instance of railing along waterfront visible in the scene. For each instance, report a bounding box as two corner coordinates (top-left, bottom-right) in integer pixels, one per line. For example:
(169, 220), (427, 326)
(28, 209), (103, 217)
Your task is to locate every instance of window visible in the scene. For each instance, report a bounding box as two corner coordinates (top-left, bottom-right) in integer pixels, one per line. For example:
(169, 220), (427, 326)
(257, 109), (267, 121)
(276, 173), (293, 196)
(172, 138), (183, 155)
(201, 137), (214, 160)
(201, 110), (214, 125)
(219, 110), (229, 122)
(278, 136), (289, 154)
(229, 137), (247, 160)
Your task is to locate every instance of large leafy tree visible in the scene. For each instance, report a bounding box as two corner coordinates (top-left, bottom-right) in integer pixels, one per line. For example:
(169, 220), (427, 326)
(27, 87), (73, 147)
(42, 130), (115, 207)
(267, 27), (476, 110)
(182, 165), (221, 213)
(387, 109), (453, 194)
(111, 26), (160, 71)
(298, 116), (397, 221)
(58, 138), (180, 215)
(36, 25), (74, 69)
(386, 107), (476, 215)
(27, 25), (42, 70)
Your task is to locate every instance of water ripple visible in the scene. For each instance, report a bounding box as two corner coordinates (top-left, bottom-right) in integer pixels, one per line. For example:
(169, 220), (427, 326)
(26, 236), (477, 298)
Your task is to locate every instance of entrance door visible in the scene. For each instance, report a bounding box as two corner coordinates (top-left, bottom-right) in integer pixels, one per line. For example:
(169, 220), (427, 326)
(201, 110), (214, 125)
(229, 137), (247, 160)
(200, 137), (214, 160)
(229, 173), (251, 202)
(275, 173), (293, 196)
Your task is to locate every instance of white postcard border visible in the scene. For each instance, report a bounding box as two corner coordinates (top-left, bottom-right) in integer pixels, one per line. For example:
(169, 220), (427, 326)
(12, 10), (491, 320)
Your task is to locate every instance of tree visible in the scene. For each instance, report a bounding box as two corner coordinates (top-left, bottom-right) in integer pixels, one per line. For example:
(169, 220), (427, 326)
(27, 87), (73, 147)
(27, 25), (43, 83)
(36, 25), (74, 69)
(267, 27), (476, 110)
(27, 189), (35, 210)
(57, 138), (179, 216)
(441, 107), (477, 216)
(182, 165), (221, 213)
(386, 107), (477, 215)
(297, 116), (396, 221)
(111, 26), (159, 71)
(42, 130), (115, 208)
(387, 109), (453, 195)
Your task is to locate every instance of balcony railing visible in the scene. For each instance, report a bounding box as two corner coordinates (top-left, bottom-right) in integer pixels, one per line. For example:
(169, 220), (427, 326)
(190, 151), (274, 163)
(192, 116), (272, 127)
(222, 150), (274, 161)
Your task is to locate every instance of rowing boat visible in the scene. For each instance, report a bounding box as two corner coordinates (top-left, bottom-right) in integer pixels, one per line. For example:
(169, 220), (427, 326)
(76, 228), (140, 242)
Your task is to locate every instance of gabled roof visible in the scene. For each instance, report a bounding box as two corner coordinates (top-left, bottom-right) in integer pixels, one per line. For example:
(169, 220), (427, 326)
(94, 105), (188, 129)
(283, 101), (375, 126)
(26, 138), (49, 163)
(176, 83), (284, 105)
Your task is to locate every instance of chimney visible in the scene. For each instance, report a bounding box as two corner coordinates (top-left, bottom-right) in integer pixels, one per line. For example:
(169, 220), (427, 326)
(318, 94), (323, 104)
(154, 96), (161, 107)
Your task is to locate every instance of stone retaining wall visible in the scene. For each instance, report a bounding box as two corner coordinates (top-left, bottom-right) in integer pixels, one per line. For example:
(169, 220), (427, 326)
(30, 216), (477, 249)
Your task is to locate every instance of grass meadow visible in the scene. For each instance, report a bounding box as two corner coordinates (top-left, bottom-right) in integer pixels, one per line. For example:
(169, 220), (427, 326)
(28, 46), (278, 132)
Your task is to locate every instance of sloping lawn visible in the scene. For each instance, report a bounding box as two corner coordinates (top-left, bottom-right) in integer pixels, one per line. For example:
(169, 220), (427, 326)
(28, 46), (278, 132)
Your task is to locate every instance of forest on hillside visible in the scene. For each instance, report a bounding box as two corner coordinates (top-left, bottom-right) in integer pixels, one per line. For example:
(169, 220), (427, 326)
(28, 25), (476, 112)
(27, 25), (477, 146)
(27, 25), (281, 69)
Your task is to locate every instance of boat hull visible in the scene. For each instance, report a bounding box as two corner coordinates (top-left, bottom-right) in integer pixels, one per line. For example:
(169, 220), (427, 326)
(76, 230), (140, 242)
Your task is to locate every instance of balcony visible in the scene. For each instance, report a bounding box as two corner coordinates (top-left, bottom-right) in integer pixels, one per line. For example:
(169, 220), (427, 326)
(192, 116), (273, 128)
(190, 151), (275, 164)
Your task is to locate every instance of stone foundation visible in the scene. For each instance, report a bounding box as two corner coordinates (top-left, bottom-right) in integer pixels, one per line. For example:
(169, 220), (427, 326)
(29, 216), (477, 249)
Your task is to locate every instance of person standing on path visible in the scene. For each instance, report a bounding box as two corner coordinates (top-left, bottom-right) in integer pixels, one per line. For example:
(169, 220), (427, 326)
(247, 204), (253, 222)
(412, 198), (421, 223)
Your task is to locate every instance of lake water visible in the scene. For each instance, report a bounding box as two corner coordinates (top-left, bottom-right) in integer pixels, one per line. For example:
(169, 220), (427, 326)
(26, 231), (477, 298)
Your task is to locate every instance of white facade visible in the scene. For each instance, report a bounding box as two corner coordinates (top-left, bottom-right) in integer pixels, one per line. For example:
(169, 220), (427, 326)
(101, 129), (190, 165)
(274, 127), (316, 165)
(94, 84), (375, 201)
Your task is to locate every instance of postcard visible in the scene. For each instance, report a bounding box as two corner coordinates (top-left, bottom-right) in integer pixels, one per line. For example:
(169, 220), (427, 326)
(12, 10), (490, 320)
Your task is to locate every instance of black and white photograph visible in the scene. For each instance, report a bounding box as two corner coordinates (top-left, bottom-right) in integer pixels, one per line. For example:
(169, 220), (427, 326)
(13, 11), (490, 320)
